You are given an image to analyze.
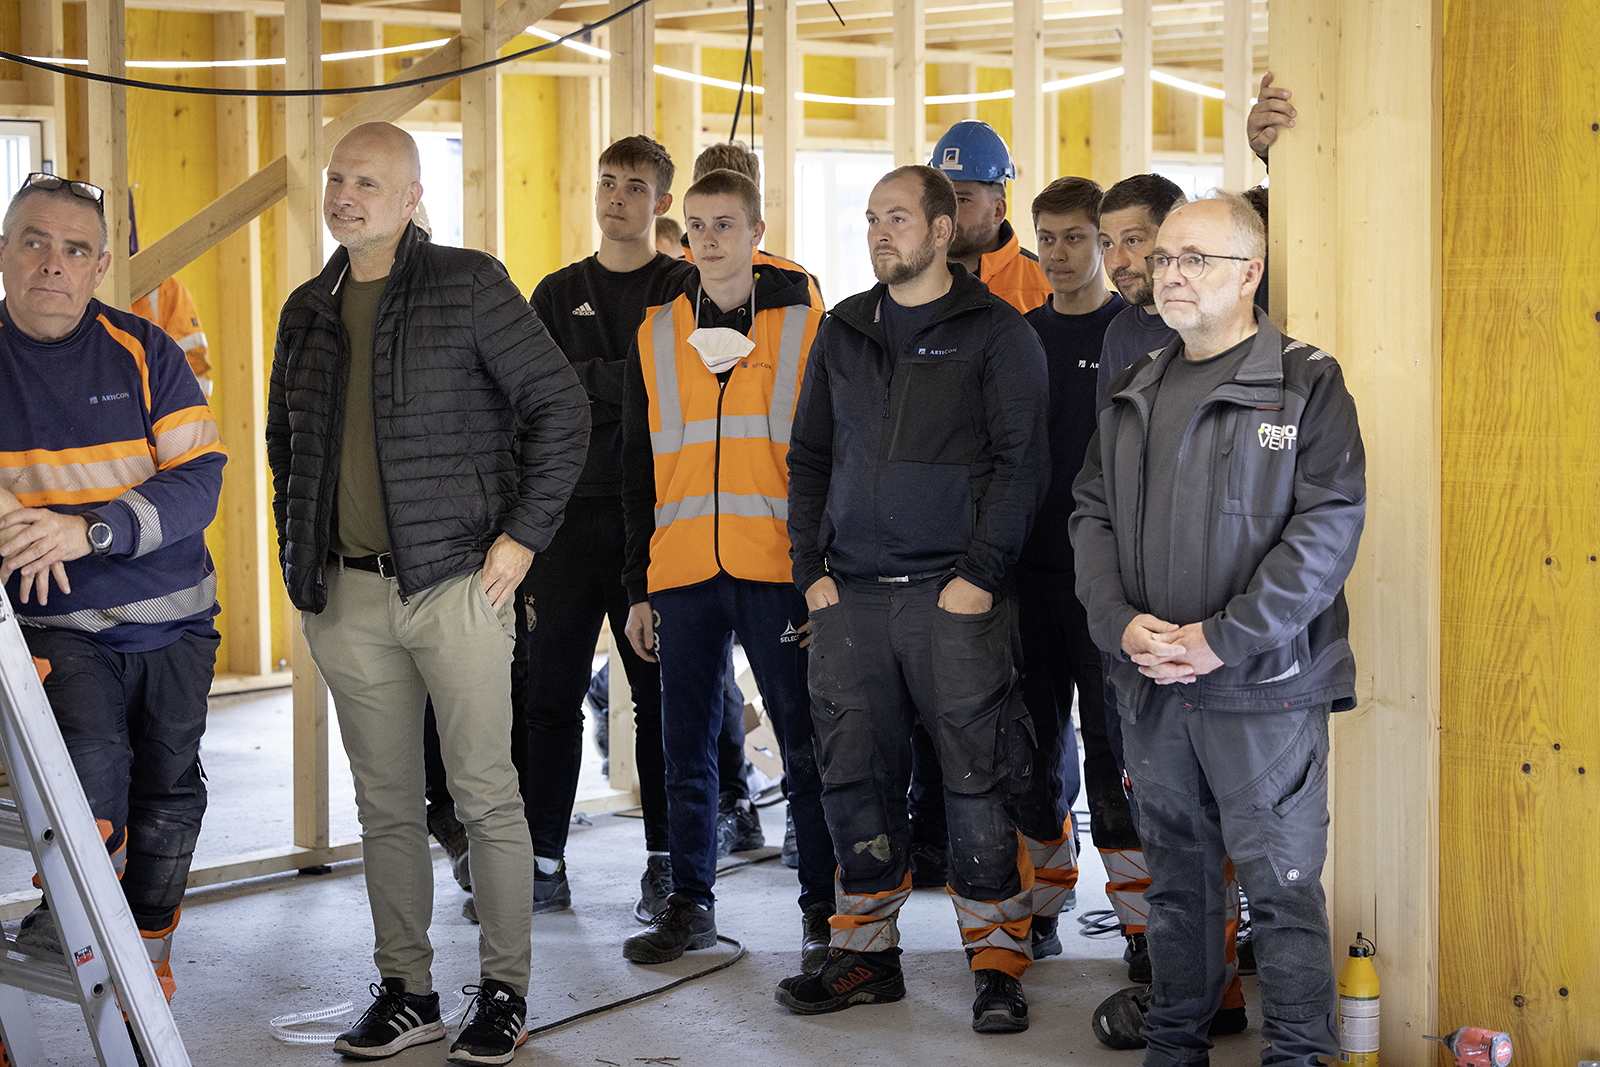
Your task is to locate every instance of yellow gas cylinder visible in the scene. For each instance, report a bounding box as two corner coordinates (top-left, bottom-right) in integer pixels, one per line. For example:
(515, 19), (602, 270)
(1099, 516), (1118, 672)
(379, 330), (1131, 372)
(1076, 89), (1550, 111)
(1337, 933), (1379, 1066)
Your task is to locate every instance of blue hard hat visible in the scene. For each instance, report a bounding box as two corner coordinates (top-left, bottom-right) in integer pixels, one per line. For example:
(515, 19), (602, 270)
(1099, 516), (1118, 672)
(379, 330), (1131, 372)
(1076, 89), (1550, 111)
(929, 120), (1016, 182)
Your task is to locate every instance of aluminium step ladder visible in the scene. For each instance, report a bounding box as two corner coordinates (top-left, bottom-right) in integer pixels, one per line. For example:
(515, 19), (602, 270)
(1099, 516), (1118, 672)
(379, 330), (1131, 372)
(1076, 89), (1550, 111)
(0, 595), (189, 1066)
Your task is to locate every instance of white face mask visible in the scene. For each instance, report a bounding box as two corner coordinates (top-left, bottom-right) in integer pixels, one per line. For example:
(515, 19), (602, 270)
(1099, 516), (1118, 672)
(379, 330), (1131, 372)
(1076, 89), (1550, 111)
(686, 283), (757, 373)
(686, 327), (755, 373)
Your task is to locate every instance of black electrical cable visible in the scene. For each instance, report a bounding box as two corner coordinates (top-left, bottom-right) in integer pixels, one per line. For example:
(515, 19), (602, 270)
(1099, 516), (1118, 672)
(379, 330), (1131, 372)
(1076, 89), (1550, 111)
(727, 0), (755, 143)
(529, 934), (746, 1037)
(0, 0), (650, 100)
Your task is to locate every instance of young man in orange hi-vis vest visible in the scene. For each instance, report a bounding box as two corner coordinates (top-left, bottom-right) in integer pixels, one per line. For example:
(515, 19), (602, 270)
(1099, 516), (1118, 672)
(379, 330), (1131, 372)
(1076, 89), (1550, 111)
(779, 165), (1050, 1034)
(619, 167), (836, 972)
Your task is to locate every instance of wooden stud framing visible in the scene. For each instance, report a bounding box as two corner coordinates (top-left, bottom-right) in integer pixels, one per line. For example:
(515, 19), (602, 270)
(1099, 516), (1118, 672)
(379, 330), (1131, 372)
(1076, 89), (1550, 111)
(284, 0), (331, 853)
(608, 0), (654, 138)
(1120, 0), (1153, 178)
(86, 0), (129, 311)
(462, 0), (504, 256)
(761, 0), (801, 257)
(214, 12), (273, 682)
(1221, 0), (1253, 191)
(1010, 0), (1046, 217)
(658, 43), (702, 212)
(558, 76), (601, 265)
(935, 62), (976, 130)
(891, 0), (926, 167)
(857, 56), (891, 145)
(19, 3), (68, 174)
(130, 0), (565, 299)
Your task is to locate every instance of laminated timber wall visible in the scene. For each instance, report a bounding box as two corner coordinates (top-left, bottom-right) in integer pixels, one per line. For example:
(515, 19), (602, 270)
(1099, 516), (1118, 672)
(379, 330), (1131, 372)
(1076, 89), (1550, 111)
(1439, 0), (1600, 1058)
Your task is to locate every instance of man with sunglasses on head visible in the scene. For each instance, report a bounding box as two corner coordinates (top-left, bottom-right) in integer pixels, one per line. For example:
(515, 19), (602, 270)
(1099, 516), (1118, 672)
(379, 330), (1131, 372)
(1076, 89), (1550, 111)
(1070, 193), (1366, 1067)
(0, 173), (227, 1009)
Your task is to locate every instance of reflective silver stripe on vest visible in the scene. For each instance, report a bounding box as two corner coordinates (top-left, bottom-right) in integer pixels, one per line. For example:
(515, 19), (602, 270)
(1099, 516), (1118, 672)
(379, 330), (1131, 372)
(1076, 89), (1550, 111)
(648, 302), (683, 453)
(122, 488), (164, 558)
(654, 492), (789, 528)
(765, 305), (810, 446)
(646, 302), (810, 454)
(20, 572), (218, 633)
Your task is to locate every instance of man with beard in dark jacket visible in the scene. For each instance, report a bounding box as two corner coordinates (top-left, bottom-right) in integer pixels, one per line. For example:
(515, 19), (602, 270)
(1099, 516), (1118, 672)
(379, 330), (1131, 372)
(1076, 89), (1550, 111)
(267, 122), (589, 1067)
(777, 165), (1049, 1034)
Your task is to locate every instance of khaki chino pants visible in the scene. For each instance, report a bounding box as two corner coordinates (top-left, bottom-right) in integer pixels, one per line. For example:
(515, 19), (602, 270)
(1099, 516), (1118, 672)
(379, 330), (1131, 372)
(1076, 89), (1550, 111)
(304, 564), (533, 995)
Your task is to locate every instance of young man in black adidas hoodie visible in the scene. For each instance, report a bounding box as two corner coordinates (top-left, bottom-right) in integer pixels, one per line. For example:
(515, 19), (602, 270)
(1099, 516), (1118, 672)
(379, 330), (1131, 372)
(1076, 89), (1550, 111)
(779, 165), (1049, 1033)
(422, 136), (691, 928)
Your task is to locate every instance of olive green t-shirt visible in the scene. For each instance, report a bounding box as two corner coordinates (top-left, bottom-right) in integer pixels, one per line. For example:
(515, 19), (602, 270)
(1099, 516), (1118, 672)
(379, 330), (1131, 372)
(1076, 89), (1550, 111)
(333, 275), (390, 557)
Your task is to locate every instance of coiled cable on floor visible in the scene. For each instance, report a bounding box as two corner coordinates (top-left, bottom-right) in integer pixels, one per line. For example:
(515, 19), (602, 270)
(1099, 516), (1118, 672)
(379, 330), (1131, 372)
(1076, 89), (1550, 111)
(1077, 907), (1123, 937)
(267, 1002), (354, 1045)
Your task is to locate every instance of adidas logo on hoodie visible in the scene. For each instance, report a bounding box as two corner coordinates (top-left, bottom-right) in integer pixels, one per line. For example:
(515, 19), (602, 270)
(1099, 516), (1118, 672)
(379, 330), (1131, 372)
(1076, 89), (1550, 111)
(572, 302), (596, 317)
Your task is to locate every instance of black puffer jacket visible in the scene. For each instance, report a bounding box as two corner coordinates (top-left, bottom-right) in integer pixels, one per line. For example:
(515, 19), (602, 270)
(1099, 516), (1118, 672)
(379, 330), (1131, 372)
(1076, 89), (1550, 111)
(267, 223), (590, 611)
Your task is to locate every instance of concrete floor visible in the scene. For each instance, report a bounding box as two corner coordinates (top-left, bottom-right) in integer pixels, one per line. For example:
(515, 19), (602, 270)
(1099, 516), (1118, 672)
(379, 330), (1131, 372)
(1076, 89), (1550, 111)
(3, 688), (1270, 1066)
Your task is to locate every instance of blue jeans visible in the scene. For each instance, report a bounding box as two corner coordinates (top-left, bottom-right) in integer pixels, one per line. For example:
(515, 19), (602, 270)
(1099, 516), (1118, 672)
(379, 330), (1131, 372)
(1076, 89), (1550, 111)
(1123, 686), (1337, 1066)
(24, 626), (217, 932)
(651, 575), (832, 910)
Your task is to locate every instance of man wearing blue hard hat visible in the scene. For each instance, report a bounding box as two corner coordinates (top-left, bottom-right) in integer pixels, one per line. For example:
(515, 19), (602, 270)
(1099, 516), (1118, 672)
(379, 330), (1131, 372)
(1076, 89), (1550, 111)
(929, 119), (1052, 315)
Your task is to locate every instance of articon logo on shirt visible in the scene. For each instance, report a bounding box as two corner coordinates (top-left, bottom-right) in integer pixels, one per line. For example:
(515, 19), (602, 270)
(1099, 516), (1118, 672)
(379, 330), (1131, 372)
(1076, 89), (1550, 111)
(1078, 359), (1099, 369)
(780, 621), (802, 644)
(1258, 423), (1298, 450)
(89, 392), (131, 405)
(571, 302), (596, 317)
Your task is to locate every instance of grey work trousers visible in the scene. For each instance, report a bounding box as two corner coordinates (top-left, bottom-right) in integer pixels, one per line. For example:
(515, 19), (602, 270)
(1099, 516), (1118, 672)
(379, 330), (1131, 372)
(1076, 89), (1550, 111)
(304, 565), (534, 996)
(1122, 686), (1337, 1067)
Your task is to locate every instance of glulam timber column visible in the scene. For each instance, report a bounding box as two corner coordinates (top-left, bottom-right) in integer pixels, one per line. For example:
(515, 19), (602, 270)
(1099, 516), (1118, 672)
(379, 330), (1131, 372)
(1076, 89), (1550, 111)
(1268, 0), (1441, 1059)
(891, 0), (925, 166)
(762, 0), (800, 258)
(1439, 0), (1600, 1058)
(284, 0), (331, 855)
(1119, 0), (1152, 178)
(608, 0), (653, 138)
(1010, 0), (1046, 217)
(1220, 0), (1253, 191)
(214, 12), (273, 682)
(86, 0), (129, 310)
(658, 43), (701, 213)
(463, 0), (505, 256)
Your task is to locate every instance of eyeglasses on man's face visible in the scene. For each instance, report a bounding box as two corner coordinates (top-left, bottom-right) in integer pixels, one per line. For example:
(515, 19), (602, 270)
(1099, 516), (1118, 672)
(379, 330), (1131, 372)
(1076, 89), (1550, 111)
(1145, 251), (1253, 279)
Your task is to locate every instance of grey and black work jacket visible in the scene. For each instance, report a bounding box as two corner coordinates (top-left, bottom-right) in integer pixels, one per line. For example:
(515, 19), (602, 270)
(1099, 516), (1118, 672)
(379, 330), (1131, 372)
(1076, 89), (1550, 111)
(267, 222), (590, 612)
(1069, 309), (1366, 718)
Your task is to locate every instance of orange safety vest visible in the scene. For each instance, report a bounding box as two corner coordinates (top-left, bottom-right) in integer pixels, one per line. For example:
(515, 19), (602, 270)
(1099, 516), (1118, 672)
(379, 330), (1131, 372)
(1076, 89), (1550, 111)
(979, 226), (1052, 315)
(132, 275), (211, 391)
(637, 292), (820, 594)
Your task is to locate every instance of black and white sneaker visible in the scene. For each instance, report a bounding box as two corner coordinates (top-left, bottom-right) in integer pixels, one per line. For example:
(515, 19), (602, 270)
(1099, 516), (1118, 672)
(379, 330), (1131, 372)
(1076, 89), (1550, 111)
(332, 978), (444, 1059)
(447, 979), (527, 1065)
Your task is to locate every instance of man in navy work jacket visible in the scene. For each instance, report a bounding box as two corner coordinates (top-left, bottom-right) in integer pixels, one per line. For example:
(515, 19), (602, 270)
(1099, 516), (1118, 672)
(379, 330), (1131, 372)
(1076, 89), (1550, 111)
(779, 164), (1049, 1034)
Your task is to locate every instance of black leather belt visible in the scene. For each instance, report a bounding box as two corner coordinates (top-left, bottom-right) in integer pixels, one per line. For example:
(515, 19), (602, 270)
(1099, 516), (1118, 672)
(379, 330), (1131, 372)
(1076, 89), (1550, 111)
(331, 552), (396, 579)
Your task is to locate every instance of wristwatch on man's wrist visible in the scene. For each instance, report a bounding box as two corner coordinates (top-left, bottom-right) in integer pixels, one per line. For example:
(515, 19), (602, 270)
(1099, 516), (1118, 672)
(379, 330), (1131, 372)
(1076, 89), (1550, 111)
(82, 511), (113, 556)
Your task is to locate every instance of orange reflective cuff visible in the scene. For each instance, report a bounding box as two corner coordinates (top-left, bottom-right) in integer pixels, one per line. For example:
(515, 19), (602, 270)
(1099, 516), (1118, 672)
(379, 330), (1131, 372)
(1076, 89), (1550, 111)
(970, 946), (1029, 978)
(140, 908), (180, 941)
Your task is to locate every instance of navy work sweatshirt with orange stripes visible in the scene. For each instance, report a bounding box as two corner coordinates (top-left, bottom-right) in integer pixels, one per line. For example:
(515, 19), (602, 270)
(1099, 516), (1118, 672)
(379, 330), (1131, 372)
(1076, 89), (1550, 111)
(0, 299), (227, 652)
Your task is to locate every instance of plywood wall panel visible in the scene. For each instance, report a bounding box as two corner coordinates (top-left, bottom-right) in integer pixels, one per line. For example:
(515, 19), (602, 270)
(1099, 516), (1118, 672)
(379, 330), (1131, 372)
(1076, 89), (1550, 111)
(1440, 0), (1600, 1058)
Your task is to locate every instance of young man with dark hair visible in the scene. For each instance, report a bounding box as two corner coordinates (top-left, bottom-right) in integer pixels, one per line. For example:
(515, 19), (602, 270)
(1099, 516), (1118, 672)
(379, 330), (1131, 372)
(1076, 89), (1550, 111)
(502, 134), (696, 924)
(1011, 175), (1123, 962)
(779, 164), (1049, 1034)
(1095, 173), (1188, 412)
(619, 167), (836, 971)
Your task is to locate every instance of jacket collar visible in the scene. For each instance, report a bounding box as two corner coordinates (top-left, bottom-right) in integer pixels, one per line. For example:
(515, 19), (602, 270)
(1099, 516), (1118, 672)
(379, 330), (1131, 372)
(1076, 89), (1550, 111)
(312, 220), (429, 305)
(978, 219), (1023, 279)
(1117, 307), (1287, 411)
(829, 263), (993, 338)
